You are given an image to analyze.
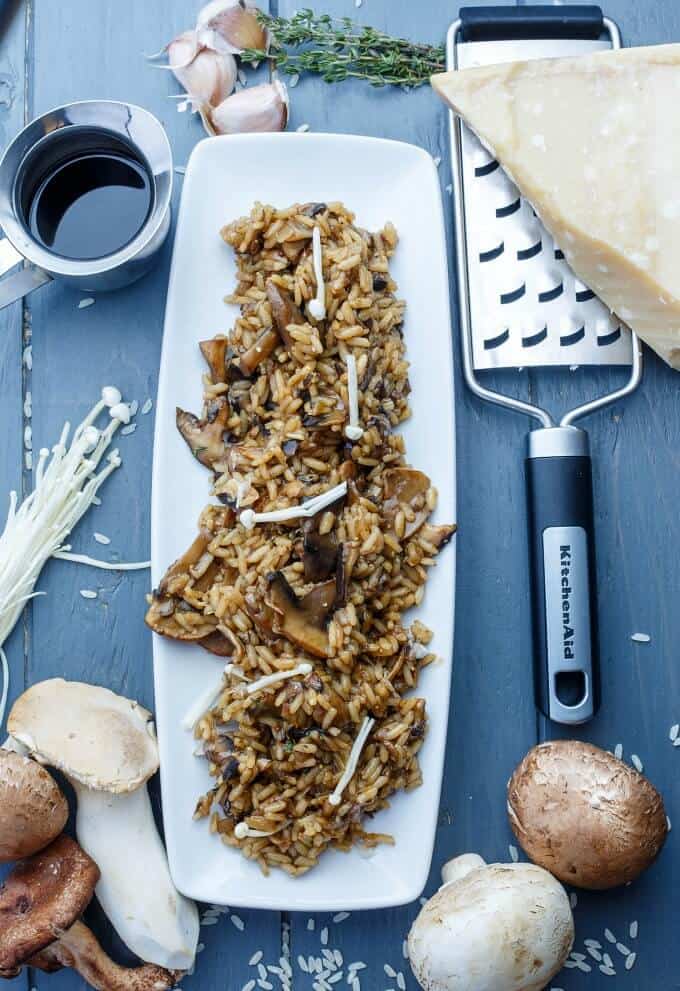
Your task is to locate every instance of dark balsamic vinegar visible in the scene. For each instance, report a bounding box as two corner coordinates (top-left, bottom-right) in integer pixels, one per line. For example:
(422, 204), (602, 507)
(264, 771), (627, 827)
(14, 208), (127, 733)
(28, 151), (152, 260)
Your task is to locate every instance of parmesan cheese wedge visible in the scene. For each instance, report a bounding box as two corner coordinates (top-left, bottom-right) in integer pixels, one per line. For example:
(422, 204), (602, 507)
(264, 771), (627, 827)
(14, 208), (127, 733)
(432, 44), (680, 369)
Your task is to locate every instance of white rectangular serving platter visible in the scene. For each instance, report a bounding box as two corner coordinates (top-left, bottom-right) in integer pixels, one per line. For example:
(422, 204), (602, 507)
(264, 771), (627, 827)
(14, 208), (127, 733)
(152, 132), (456, 911)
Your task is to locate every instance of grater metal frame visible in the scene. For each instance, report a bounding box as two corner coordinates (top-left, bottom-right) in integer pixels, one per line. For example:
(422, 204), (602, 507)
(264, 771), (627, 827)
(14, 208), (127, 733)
(446, 15), (643, 429)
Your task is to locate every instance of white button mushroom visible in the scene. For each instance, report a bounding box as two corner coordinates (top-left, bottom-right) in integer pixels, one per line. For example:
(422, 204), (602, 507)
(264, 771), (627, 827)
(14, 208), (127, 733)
(7, 679), (199, 972)
(507, 740), (668, 889)
(408, 854), (574, 991)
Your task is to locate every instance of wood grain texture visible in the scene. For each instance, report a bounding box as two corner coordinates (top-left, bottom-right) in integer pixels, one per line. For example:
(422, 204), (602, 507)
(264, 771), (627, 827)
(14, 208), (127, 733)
(0, 0), (678, 989)
(0, 13), (29, 991)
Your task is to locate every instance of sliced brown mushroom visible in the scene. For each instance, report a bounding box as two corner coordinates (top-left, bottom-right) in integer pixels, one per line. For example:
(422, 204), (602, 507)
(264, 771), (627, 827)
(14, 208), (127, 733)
(176, 397), (230, 468)
(265, 282), (305, 350)
(382, 468), (431, 538)
(303, 513), (338, 583)
(236, 326), (281, 377)
(335, 540), (360, 608)
(264, 572), (336, 658)
(0, 751), (68, 862)
(419, 522), (457, 550)
(199, 630), (233, 657)
(145, 529), (220, 642)
(0, 834), (99, 973)
(28, 920), (181, 991)
(199, 337), (229, 384)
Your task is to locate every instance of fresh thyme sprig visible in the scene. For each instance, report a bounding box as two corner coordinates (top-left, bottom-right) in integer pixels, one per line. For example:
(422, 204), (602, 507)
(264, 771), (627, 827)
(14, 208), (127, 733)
(241, 9), (446, 88)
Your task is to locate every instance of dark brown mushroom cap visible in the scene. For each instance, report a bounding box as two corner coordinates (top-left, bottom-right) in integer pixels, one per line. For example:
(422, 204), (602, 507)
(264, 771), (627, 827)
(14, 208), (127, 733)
(508, 740), (668, 889)
(0, 834), (99, 971)
(0, 752), (68, 862)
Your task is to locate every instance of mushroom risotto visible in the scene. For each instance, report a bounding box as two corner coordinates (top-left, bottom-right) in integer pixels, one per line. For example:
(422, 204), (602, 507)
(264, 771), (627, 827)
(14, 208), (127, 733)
(145, 201), (455, 875)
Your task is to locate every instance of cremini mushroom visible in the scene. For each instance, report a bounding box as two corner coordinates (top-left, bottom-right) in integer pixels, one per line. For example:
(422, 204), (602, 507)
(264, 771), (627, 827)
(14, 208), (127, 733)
(408, 853), (574, 991)
(7, 679), (199, 971)
(0, 835), (179, 991)
(0, 750), (68, 861)
(508, 740), (668, 889)
(175, 396), (229, 467)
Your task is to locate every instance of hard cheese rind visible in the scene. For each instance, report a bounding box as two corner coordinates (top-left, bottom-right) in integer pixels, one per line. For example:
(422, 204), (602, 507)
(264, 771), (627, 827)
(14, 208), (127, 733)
(432, 44), (680, 369)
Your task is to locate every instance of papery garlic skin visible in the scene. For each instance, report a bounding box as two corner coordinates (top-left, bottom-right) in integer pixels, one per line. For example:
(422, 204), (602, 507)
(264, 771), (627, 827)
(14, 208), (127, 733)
(196, 0), (267, 55)
(168, 32), (237, 109)
(203, 79), (288, 136)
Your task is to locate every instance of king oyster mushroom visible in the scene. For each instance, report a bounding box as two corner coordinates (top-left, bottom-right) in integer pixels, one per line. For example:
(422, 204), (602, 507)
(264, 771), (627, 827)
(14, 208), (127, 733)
(0, 750), (68, 861)
(408, 853), (574, 991)
(6, 679), (199, 971)
(508, 740), (668, 889)
(0, 834), (180, 991)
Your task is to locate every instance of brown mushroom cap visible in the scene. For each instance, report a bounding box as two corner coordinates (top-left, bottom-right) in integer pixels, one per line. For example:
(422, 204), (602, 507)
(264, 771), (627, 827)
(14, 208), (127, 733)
(0, 751), (69, 862)
(508, 740), (668, 889)
(0, 834), (99, 971)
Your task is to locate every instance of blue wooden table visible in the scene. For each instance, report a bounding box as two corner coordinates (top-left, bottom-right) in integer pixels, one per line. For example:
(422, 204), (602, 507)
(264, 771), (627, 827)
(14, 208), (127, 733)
(1, 1), (679, 989)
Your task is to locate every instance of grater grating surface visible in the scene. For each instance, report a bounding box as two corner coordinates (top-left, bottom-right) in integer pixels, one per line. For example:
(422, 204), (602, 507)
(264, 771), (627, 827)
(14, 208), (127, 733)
(453, 36), (633, 371)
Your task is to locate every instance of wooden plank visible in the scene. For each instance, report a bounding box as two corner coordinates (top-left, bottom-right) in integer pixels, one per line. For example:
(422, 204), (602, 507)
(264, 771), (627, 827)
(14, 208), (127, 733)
(25, 2), (281, 989)
(0, 7), (30, 991)
(0, 0), (28, 731)
(530, 2), (680, 987)
(278, 0), (538, 986)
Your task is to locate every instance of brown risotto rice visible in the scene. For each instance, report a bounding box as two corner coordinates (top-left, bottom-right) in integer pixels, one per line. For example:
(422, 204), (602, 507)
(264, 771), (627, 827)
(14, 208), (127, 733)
(146, 201), (455, 876)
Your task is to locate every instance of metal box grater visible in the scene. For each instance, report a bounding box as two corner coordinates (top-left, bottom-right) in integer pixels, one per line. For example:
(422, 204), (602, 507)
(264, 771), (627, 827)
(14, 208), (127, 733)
(446, 6), (643, 725)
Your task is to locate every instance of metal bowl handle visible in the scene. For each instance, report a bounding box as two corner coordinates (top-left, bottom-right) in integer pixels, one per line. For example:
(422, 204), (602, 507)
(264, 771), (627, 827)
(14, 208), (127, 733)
(0, 236), (52, 309)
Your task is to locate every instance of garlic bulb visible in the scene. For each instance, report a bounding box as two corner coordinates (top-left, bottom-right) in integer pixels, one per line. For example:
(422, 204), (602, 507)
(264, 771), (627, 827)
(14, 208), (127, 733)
(196, 0), (267, 55)
(168, 31), (237, 109)
(203, 79), (288, 136)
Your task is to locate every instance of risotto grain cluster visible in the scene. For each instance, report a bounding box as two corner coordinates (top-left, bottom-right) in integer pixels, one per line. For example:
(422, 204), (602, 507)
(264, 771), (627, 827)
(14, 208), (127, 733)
(146, 201), (455, 875)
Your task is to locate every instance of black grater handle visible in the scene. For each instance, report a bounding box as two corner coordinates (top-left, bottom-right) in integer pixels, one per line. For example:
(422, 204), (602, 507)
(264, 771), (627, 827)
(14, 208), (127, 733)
(459, 5), (604, 41)
(525, 427), (600, 725)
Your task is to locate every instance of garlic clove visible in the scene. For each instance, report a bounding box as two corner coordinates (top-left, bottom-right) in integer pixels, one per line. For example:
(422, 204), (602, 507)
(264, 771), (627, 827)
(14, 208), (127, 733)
(203, 79), (288, 136)
(169, 34), (237, 110)
(196, 0), (267, 55)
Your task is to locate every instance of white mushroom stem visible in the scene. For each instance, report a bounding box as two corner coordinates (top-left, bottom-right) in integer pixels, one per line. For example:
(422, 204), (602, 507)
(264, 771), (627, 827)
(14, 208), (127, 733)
(440, 853), (486, 887)
(75, 785), (198, 971)
(181, 677), (225, 731)
(307, 226), (326, 321)
(31, 919), (181, 991)
(239, 481), (347, 529)
(53, 551), (151, 571)
(344, 353), (364, 442)
(234, 821), (287, 840)
(245, 662), (312, 695)
(328, 716), (375, 806)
